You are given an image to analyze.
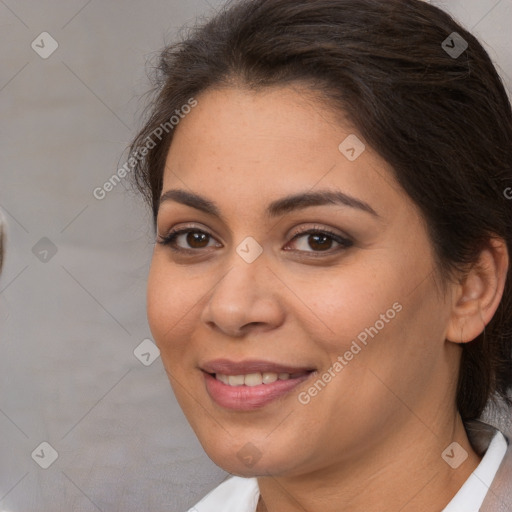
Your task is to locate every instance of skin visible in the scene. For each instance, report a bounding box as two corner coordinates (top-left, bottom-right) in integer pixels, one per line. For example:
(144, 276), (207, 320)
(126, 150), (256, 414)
(147, 85), (508, 512)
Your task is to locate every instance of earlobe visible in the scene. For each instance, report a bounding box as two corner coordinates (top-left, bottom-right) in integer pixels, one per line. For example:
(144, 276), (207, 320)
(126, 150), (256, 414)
(446, 237), (509, 344)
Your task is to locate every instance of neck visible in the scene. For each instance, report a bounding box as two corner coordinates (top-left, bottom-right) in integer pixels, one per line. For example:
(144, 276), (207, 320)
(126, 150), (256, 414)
(256, 414), (481, 512)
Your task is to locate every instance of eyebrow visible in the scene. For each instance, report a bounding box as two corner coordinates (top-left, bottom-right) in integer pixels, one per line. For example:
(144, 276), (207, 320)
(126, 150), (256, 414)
(158, 188), (379, 220)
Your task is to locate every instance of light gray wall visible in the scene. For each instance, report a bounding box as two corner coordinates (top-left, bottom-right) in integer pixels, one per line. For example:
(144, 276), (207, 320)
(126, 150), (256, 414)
(0, 1), (510, 511)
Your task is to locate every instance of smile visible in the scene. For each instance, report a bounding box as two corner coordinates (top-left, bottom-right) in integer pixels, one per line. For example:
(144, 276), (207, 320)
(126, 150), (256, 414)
(215, 371), (308, 386)
(200, 359), (316, 410)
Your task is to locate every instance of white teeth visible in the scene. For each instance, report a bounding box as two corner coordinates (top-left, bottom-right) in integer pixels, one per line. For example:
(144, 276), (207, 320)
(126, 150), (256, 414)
(262, 372), (278, 384)
(216, 371), (293, 386)
(228, 375), (245, 386)
(216, 374), (229, 385)
(244, 373), (263, 387)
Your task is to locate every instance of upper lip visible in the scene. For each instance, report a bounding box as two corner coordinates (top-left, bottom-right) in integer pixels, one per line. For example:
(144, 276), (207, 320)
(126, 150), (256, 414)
(201, 359), (315, 376)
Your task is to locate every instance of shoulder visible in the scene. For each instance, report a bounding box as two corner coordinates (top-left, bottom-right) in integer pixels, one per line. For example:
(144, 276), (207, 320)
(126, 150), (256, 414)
(187, 475), (260, 512)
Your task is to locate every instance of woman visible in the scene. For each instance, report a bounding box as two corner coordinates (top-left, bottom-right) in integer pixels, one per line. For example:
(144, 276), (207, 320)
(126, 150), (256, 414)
(129, 0), (512, 510)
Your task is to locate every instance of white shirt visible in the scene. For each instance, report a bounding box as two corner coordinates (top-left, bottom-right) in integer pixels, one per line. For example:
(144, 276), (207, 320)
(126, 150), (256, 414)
(187, 430), (507, 512)
(443, 429), (507, 511)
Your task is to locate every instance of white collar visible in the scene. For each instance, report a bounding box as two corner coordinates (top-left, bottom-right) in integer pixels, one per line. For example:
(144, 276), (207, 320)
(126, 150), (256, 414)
(188, 474), (259, 512)
(442, 429), (507, 511)
(188, 429), (508, 512)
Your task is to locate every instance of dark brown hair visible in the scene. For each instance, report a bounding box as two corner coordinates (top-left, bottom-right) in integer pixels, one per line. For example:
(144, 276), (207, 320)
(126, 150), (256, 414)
(130, 0), (512, 421)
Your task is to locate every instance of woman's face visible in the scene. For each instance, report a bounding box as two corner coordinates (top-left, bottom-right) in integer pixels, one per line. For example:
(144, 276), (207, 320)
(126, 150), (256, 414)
(147, 85), (459, 477)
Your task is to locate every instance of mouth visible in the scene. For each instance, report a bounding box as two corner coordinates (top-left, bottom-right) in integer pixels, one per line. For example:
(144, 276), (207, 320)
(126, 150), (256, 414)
(211, 370), (311, 386)
(200, 359), (316, 411)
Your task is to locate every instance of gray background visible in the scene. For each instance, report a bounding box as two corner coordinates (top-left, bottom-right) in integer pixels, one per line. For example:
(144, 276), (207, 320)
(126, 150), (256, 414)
(0, 1), (510, 511)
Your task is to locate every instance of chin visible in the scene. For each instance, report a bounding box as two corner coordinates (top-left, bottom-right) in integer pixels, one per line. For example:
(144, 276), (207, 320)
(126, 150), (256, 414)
(200, 438), (302, 478)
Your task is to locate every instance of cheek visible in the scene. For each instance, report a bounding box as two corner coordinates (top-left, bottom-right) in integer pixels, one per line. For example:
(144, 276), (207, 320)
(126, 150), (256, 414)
(292, 248), (441, 385)
(289, 263), (403, 353)
(146, 256), (199, 354)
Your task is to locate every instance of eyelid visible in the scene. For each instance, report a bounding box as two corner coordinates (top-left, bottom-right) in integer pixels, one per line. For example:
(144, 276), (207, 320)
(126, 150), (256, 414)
(285, 225), (353, 253)
(157, 221), (219, 240)
(156, 224), (222, 249)
(288, 223), (351, 240)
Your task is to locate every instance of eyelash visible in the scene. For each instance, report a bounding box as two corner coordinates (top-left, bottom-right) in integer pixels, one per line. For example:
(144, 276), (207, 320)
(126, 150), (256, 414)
(157, 225), (354, 256)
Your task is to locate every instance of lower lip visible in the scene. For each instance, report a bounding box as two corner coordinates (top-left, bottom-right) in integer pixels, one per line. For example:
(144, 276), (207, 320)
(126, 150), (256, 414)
(203, 372), (313, 411)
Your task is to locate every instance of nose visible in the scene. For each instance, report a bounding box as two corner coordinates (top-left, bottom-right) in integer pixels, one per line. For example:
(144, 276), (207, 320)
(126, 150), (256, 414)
(200, 256), (285, 338)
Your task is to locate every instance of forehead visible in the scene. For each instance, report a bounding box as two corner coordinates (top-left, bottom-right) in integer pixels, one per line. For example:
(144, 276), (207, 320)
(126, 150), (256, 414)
(161, 86), (404, 219)
(166, 85), (342, 164)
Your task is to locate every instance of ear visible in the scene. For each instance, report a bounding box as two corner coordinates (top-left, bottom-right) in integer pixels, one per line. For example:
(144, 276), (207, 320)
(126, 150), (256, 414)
(446, 237), (509, 344)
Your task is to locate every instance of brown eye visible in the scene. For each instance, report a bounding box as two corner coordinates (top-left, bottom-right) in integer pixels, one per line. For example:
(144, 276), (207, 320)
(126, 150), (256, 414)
(158, 228), (221, 251)
(306, 233), (333, 251)
(287, 228), (353, 254)
(186, 231), (210, 248)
